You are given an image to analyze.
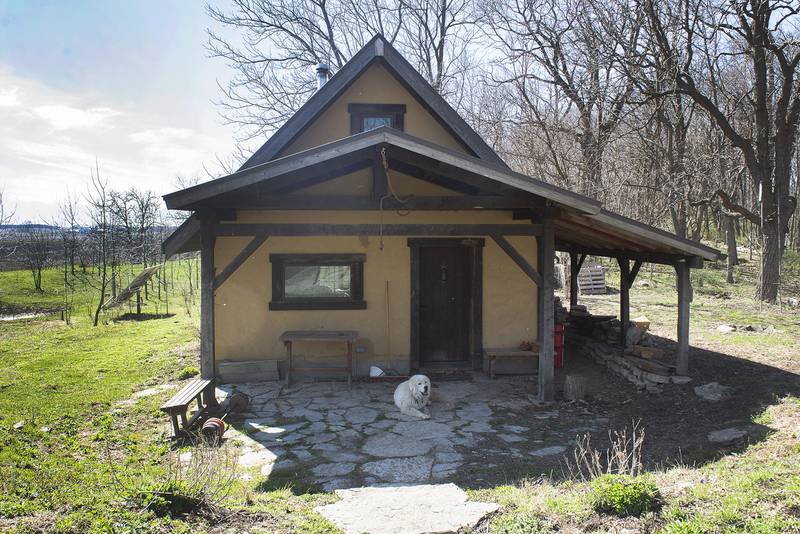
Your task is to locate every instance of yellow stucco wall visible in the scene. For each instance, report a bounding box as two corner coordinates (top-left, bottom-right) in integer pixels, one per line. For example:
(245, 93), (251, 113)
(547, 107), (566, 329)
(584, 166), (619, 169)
(292, 168), (459, 197)
(278, 63), (468, 157)
(214, 60), (535, 376)
(213, 209), (539, 375)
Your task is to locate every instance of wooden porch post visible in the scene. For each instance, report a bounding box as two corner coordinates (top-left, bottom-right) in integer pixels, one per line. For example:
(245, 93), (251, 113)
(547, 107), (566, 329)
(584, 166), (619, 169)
(200, 219), (216, 379)
(676, 260), (691, 375)
(569, 252), (585, 309)
(538, 217), (555, 401)
(569, 252), (578, 308)
(618, 258), (631, 347)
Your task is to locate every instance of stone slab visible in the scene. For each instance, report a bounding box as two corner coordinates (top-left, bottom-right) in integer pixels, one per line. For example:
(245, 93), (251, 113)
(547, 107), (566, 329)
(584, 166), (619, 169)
(315, 483), (498, 534)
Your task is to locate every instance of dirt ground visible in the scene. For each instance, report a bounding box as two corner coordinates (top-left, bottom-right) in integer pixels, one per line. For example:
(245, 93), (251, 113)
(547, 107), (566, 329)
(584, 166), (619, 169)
(563, 291), (800, 473)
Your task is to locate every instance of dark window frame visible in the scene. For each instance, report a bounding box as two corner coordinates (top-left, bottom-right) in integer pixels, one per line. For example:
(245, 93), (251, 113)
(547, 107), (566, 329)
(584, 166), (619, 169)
(348, 103), (406, 134)
(269, 253), (366, 310)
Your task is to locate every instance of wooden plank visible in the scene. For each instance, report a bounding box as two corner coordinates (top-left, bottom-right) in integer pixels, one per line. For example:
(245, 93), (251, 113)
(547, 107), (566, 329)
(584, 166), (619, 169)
(558, 243), (688, 266)
(569, 252), (579, 308)
(491, 234), (542, 287)
(162, 216), (200, 257)
(211, 194), (538, 211)
(471, 243), (483, 370)
(213, 234), (269, 290)
(161, 379), (212, 410)
(618, 258), (631, 347)
(200, 219), (216, 379)
(629, 259), (643, 285)
(676, 261), (691, 375)
(213, 223), (543, 237)
(279, 330), (359, 342)
(589, 209), (721, 261)
(538, 217), (555, 401)
(409, 244), (420, 370)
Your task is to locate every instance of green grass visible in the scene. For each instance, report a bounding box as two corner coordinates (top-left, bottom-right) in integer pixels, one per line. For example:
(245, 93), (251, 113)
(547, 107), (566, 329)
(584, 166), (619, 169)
(2, 246), (800, 532)
(0, 263), (339, 532)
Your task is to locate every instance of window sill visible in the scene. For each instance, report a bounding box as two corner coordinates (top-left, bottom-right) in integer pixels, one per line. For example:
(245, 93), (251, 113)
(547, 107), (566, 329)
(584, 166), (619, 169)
(269, 300), (367, 311)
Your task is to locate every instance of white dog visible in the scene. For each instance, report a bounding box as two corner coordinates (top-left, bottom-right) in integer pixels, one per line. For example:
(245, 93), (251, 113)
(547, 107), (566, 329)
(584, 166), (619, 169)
(393, 374), (432, 419)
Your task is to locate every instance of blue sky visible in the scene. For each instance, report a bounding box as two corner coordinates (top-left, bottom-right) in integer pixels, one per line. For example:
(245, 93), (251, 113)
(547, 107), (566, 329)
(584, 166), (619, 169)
(0, 1), (238, 221)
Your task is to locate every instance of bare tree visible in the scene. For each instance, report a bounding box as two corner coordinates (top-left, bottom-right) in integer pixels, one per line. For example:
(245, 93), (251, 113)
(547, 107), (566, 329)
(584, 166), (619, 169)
(0, 188), (13, 226)
(84, 164), (113, 326)
(205, 0), (479, 144)
(641, 0), (800, 301)
(54, 195), (82, 323)
(18, 224), (55, 293)
(0, 188), (16, 260)
(484, 0), (640, 199)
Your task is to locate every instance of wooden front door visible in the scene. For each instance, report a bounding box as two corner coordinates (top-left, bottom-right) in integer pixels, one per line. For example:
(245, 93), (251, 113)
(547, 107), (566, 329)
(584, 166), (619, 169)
(418, 245), (472, 365)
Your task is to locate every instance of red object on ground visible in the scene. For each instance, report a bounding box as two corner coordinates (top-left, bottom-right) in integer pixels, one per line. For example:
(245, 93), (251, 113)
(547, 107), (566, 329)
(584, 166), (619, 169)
(554, 324), (565, 369)
(201, 417), (226, 439)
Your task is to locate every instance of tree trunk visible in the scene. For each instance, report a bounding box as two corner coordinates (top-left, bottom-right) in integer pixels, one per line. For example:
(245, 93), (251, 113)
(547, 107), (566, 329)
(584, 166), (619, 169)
(758, 217), (781, 302)
(725, 215), (738, 284)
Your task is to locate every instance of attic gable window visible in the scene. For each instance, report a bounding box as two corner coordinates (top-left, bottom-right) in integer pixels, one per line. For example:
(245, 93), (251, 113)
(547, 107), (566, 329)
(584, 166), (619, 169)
(348, 103), (406, 134)
(269, 253), (366, 310)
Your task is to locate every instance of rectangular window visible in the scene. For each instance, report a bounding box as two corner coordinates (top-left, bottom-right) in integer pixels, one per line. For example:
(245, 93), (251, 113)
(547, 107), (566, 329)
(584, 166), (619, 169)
(270, 254), (366, 310)
(348, 103), (406, 134)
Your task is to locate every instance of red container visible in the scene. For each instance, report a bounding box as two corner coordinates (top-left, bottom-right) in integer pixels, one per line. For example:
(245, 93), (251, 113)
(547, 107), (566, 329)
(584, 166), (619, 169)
(554, 323), (565, 369)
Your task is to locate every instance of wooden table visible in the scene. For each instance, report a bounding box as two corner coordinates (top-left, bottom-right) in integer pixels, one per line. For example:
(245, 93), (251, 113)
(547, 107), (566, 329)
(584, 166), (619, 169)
(279, 330), (358, 387)
(484, 348), (539, 379)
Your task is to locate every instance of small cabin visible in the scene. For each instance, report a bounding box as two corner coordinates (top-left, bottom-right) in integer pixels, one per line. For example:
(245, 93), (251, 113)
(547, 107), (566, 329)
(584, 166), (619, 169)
(162, 35), (720, 400)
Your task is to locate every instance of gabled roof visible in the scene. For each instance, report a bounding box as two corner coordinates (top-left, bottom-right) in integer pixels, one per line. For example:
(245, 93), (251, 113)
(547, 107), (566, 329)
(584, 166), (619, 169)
(162, 127), (720, 262)
(164, 127), (600, 214)
(238, 34), (507, 170)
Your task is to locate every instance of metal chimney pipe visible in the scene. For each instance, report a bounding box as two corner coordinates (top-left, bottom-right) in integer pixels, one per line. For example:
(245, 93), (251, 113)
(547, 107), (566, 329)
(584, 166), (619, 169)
(316, 63), (330, 90)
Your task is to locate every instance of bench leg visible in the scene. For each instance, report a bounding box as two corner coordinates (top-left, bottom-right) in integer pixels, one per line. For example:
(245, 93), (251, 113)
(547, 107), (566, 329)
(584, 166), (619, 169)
(170, 413), (180, 438)
(285, 341), (292, 388)
(179, 411), (189, 431)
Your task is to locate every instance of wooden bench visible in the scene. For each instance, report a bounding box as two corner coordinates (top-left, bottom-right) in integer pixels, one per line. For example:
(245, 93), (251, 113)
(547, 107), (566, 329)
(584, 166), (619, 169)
(160, 378), (219, 438)
(280, 330), (358, 387)
(484, 348), (539, 379)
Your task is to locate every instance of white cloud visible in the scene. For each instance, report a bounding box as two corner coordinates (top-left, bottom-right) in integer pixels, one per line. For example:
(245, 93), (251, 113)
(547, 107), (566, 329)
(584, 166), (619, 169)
(0, 67), (236, 222)
(0, 87), (20, 107)
(32, 104), (121, 131)
(129, 127), (196, 144)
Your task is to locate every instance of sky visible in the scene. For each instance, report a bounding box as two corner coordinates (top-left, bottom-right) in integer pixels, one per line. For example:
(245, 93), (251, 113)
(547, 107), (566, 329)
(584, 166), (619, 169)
(0, 0), (240, 222)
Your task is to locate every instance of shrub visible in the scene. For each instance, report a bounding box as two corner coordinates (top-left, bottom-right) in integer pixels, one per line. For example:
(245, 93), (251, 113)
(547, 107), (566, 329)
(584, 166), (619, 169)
(135, 480), (204, 518)
(491, 510), (552, 533)
(178, 366), (199, 380)
(590, 474), (661, 517)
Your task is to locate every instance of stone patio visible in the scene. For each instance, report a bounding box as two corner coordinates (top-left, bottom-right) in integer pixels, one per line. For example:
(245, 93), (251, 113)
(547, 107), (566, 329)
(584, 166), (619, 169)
(215, 375), (610, 490)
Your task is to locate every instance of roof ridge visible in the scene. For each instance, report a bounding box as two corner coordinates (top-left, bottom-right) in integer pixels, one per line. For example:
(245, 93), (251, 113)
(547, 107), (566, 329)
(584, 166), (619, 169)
(238, 33), (506, 171)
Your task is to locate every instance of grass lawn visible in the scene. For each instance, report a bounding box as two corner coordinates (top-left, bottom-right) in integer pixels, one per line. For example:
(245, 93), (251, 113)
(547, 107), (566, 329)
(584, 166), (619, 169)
(1, 250), (800, 532)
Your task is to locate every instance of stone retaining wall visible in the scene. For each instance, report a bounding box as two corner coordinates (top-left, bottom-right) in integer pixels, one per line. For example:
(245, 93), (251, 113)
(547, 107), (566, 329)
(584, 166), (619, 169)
(568, 332), (688, 394)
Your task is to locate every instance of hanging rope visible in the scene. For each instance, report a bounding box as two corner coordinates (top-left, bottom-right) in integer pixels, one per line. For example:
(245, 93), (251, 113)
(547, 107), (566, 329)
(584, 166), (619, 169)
(378, 147), (410, 250)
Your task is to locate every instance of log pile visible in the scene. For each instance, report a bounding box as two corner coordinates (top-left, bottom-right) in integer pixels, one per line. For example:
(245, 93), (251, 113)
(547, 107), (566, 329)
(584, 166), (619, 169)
(567, 313), (687, 394)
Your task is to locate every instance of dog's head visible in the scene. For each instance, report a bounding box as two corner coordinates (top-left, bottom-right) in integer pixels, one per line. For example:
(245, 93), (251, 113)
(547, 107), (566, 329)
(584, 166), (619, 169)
(409, 374), (431, 400)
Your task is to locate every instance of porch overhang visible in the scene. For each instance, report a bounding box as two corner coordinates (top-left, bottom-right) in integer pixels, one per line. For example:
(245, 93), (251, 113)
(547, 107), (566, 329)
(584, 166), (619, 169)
(162, 127), (720, 267)
(162, 128), (721, 401)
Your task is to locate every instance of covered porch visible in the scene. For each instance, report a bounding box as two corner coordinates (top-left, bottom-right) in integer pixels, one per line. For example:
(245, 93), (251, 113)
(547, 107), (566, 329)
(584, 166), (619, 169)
(162, 126), (721, 401)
